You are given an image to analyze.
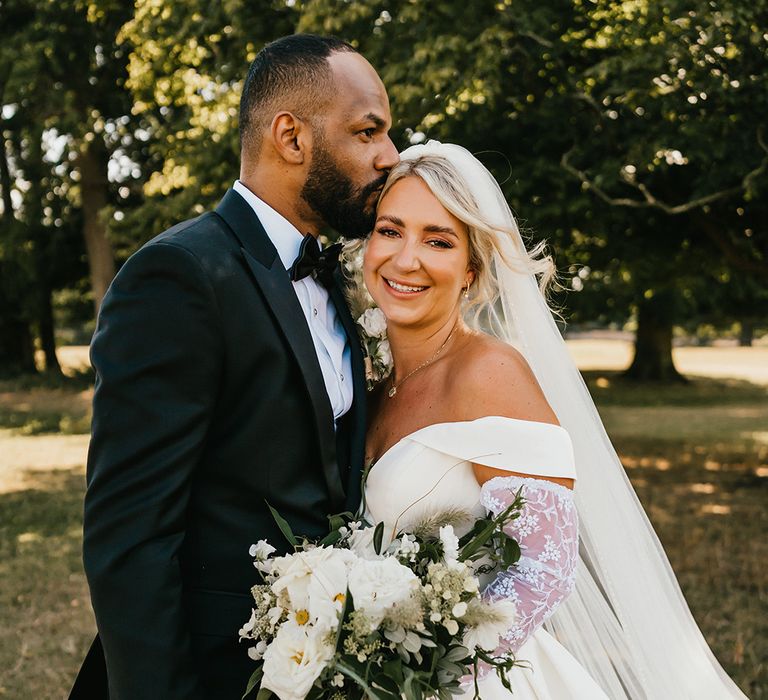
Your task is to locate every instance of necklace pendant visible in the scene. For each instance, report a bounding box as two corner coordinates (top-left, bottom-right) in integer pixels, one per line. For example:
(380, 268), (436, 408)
(388, 386), (397, 398)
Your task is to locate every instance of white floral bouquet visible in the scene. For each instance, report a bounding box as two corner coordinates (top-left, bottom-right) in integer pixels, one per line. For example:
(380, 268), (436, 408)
(340, 240), (392, 388)
(239, 496), (525, 700)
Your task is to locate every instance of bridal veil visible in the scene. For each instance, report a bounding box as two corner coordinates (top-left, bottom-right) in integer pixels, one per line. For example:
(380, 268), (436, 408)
(397, 141), (747, 700)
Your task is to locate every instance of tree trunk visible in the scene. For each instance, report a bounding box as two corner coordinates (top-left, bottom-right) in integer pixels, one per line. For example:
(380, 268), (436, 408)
(0, 133), (36, 376)
(79, 138), (115, 316)
(0, 262), (37, 377)
(624, 294), (686, 383)
(25, 132), (62, 376)
(739, 320), (754, 347)
(33, 236), (61, 374)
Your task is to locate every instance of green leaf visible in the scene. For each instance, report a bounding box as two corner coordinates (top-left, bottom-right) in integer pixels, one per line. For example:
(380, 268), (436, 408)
(336, 659), (386, 699)
(241, 667), (262, 699)
(327, 512), (349, 532)
(458, 519), (498, 560)
(318, 530), (343, 547)
(502, 537), (521, 567)
(373, 521), (385, 555)
(265, 501), (298, 547)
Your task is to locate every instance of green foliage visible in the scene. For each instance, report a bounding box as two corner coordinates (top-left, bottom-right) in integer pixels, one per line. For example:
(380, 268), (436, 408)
(267, 500), (299, 547)
(2, 0), (766, 375)
(298, 0), (767, 344)
(113, 0), (296, 246)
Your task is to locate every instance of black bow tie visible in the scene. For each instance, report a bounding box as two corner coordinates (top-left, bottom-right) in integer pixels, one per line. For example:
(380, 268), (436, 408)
(289, 234), (343, 289)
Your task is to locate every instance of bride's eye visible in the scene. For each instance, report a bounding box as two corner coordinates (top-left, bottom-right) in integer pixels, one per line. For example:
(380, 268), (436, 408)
(427, 238), (453, 249)
(376, 227), (400, 238)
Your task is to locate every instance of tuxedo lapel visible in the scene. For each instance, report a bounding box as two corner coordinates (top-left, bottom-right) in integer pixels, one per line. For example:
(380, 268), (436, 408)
(329, 275), (367, 513)
(214, 189), (345, 507)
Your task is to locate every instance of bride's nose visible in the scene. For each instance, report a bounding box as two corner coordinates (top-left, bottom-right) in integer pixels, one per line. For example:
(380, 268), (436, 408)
(391, 238), (422, 272)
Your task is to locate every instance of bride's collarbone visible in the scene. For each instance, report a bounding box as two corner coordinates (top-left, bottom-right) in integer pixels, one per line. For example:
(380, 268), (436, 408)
(365, 395), (463, 467)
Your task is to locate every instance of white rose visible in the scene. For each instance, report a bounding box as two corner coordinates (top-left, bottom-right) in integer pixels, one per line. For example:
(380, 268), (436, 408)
(261, 622), (333, 700)
(376, 339), (392, 368)
(439, 525), (460, 563)
(357, 307), (388, 338)
(348, 557), (420, 627)
(462, 599), (517, 653)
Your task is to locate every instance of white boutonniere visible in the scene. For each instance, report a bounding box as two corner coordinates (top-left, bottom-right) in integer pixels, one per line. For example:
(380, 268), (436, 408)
(340, 240), (393, 389)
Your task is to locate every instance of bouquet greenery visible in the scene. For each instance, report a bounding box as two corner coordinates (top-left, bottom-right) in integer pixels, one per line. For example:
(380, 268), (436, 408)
(240, 491), (525, 700)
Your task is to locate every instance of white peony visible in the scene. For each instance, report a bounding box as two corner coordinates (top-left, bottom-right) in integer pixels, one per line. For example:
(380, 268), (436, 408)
(462, 599), (517, 653)
(357, 307), (388, 338)
(261, 621), (333, 700)
(271, 547), (356, 631)
(348, 557), (420, 627)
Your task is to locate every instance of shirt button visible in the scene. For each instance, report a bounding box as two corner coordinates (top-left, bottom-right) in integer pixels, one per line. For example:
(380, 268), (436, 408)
(340, 374), (345, 382)
(313, 308), (318, 316)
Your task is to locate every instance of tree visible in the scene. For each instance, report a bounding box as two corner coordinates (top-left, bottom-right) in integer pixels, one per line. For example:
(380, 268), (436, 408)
(0, 0), (145, 375)
(558, 0), (768, 379)
(300, 0), (767, 380)
(114, 0), (296, 249)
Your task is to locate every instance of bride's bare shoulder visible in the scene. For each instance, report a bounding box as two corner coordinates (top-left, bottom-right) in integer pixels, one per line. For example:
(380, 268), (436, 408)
(451, 332), (558, 425)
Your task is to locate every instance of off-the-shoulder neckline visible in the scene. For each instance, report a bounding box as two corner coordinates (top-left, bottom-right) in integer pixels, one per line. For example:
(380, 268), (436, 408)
(369, 415), (568, 469)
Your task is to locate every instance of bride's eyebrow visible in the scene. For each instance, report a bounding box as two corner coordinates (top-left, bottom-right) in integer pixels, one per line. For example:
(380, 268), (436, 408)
(423, 224), (458, 238)
(375, 214), (405, 226)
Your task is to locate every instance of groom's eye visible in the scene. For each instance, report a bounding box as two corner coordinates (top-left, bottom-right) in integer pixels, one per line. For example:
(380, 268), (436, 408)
(359, 127), (376, 140)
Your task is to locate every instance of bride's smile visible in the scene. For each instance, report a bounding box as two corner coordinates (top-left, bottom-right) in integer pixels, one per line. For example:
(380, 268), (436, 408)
(363, 176), (474, 333)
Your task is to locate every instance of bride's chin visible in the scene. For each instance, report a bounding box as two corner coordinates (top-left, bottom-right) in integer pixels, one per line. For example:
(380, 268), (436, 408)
(379, 308), (432, 331)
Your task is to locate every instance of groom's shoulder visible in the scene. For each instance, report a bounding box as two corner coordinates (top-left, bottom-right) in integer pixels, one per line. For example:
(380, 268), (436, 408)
(112, 206), (240, 293)
(143, 207), (235, 258)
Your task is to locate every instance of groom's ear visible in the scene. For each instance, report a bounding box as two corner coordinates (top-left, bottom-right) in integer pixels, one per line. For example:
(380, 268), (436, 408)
(270, 111), (307, 165)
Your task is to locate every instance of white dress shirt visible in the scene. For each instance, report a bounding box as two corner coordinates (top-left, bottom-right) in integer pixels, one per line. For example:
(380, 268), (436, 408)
(233, 180), (353, 421)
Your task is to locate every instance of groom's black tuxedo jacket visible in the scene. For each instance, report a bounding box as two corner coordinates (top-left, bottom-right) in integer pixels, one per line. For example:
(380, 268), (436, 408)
(70, 189), (367, 699)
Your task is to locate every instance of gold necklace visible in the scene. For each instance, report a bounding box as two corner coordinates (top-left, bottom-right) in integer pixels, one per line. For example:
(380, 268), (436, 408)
(388, 323), (459, 398)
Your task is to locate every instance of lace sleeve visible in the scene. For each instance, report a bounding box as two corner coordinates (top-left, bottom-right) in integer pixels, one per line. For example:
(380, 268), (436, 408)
(480, 475), (579, 655)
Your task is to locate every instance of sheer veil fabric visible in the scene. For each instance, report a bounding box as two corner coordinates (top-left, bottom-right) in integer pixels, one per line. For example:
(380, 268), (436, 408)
(398, 141), (746, 699)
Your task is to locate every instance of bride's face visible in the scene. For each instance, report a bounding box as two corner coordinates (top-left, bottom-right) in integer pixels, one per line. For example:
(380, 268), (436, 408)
(363, 176), (474, 331)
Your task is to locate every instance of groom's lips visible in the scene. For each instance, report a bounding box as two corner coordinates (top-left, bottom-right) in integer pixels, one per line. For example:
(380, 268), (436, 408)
(383, 277), (429, 296)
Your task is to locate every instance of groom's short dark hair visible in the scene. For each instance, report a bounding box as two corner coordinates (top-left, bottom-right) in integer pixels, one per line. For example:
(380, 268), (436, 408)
(240, 34), (356, 153)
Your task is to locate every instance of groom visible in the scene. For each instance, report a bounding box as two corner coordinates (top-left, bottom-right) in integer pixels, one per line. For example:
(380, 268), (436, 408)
(71, 34), (398, 699)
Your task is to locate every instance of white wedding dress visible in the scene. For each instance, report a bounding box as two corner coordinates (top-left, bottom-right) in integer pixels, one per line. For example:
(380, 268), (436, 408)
(364, 416), (610, 700)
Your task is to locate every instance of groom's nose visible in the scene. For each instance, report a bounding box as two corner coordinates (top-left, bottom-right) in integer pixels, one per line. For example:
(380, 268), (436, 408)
(375, 135), (399, 172)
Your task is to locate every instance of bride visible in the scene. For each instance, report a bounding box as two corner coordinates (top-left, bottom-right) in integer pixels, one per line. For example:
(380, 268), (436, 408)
(358, 141), (746, 699)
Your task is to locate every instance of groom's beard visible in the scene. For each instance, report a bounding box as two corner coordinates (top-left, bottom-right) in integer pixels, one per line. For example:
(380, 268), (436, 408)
(301, 141), (388, 240)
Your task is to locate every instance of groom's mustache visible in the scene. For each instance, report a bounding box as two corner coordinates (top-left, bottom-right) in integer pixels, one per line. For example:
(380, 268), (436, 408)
(360, 174), (389, 202)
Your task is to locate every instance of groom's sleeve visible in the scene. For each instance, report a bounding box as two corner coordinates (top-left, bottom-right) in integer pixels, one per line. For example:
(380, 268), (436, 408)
(83, 240), (222, 700)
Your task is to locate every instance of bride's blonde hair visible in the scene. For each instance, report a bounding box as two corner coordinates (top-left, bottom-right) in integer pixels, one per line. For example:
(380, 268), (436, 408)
(378, 154), (556, 326)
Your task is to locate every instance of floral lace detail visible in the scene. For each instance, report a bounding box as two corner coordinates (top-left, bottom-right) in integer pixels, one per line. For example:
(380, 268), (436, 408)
(479, 475), (579, 656)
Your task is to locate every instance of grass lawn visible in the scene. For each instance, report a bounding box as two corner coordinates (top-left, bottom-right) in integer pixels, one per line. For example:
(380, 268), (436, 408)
(0, 344), (765, 697)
